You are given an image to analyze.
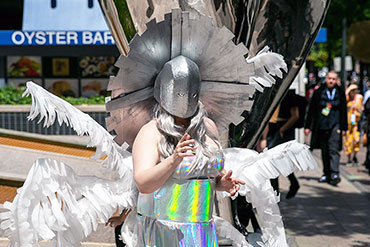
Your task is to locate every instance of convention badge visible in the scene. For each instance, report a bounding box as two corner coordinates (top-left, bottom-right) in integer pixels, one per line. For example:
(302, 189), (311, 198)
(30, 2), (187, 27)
(321, 103), (332, 116)
(350, 113), (356, 125)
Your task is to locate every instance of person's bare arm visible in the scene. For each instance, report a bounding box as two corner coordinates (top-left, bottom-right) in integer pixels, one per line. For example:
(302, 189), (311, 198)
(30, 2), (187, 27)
(256, 125), (269, 152)
(204, 118), (245, 195)
(279, 106), (299, 136)
(133, 121), (195, 194)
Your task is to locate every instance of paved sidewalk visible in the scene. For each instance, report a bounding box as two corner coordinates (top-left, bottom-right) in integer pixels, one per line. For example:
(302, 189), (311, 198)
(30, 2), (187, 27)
(1, 130), (370, 246)
(0, 132), (116, 246)
(279, 149), (370, 247)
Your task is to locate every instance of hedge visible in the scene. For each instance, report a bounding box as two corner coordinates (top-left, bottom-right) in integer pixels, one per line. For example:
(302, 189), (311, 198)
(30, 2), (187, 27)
(0, 86), (106, 105)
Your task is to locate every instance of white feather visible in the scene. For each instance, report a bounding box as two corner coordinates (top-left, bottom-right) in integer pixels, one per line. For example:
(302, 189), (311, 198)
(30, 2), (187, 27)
(22, 81), (131, 178)
(247, 46), (288, 92)
(220, 141), (317, 247)
(1, 158), (138, 246)
(0, 82), (139, 246)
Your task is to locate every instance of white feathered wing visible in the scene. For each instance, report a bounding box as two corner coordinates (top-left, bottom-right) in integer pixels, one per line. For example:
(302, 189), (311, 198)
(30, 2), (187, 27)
(215, 141), (317, 247)
(0, 82), (137, 246)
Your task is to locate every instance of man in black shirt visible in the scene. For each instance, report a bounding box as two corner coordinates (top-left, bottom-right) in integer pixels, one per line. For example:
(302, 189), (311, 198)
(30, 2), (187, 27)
(305, 71), (348, 185)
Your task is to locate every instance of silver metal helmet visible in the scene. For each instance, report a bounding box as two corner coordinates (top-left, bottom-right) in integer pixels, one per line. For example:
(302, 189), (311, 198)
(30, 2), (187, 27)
(154, 55), (201, 118)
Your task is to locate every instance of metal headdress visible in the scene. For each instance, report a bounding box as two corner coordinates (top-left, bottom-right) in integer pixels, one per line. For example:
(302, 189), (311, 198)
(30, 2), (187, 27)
(105, 9), (286, 147)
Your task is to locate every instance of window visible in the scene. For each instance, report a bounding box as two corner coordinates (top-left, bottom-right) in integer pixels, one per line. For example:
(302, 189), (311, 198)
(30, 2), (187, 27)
(88, 0), (93, 8)
(51, 0), (56, 8)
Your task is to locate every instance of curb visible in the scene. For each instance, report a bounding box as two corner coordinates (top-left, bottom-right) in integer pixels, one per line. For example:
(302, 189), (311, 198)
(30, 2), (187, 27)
(0, 128), (90, 147)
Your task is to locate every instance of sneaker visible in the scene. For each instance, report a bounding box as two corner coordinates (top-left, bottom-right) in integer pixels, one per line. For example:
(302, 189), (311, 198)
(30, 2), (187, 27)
(329, 174), (341, 186)
(318, 175), (329, 183)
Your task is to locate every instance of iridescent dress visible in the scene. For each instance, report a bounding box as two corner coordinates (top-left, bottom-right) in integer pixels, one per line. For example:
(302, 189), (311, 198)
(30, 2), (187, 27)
(136, 152), (224, 246)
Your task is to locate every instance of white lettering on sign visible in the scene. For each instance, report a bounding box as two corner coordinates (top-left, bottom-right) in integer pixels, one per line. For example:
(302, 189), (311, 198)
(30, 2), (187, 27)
(67, 32), (78, 44)
(24, 32), (35, 44)
(45, 31), (56, 44)
(56, 31), (66, 45)
(93, 32), (103, 44)
(35, 32), (46, 45)
(104, 32), (115, 44)
(11, 31), (25, 45)
(82, 32), (93, 44)
(9, 31), (113, 45)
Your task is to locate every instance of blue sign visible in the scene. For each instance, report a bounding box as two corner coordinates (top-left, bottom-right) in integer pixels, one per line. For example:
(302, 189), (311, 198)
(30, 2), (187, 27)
(0, 31), (115, 45)
(315, 28), (327, 43)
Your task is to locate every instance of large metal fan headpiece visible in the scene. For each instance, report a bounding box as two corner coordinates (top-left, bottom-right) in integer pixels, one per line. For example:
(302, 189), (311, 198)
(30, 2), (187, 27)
(99, 0), (330, 148)
(105, 8), (286, 147)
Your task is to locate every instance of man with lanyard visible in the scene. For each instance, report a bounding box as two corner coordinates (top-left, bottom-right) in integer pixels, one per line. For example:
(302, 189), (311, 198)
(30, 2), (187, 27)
(305, 71), (348, 185)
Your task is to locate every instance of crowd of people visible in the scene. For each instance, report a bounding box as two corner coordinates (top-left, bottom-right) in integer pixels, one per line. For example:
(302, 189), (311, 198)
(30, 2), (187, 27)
(257, 71), (370, 202)
(303, 71), (370, 187)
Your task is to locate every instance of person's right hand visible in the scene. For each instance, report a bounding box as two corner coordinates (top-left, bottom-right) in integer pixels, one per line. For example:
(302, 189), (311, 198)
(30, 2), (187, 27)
(171, 133), (196, 164)
(304, 129), (311, 136)
(106, 216), (124, 228)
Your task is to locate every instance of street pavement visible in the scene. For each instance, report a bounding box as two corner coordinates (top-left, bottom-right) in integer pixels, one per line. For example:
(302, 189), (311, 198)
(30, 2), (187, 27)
(279, 147), (370, 247)
(0, 132), (369, 246)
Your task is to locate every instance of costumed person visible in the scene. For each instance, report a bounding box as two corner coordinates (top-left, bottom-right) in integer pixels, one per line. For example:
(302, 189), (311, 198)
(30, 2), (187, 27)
(0, 9), (318, 247)
(305, 71), (348, 185)
(344, 84), (363, 165)
(123, 55), (246, 246)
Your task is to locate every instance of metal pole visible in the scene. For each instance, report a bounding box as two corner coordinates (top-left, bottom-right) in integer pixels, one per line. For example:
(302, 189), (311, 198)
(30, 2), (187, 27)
(341, 18), (347, 86)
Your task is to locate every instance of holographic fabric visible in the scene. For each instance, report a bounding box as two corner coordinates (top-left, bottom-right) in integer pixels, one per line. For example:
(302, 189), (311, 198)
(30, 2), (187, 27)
(136, 153), (223, 246)
(138, 178), (215, 222)
(136, 214), (218, 247)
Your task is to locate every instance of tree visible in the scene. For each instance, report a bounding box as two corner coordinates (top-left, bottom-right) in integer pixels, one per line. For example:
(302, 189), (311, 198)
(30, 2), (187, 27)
(308, 0), (370, 68)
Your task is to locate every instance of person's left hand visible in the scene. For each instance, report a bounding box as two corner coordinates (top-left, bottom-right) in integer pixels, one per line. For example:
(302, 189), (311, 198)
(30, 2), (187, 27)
(217, 170), (245, 196)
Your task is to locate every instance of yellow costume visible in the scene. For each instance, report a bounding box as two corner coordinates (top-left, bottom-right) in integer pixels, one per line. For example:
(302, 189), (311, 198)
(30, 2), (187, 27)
(344, 93), (363, 155)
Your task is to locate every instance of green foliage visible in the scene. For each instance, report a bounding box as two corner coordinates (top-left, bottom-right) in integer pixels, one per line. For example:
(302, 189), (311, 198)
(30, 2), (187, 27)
(0, 86), (106, 105)
(307, 0), (370, 67)
(0, 86), (31, 104)
(307, 43), (329, 68)
(114, 0), (136, 42)
(323, 0), (370, 59)
(61, 95), (106, 105)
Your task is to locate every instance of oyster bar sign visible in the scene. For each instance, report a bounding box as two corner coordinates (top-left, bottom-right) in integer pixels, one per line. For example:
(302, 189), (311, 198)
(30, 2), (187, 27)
(0, 31), (115, 45)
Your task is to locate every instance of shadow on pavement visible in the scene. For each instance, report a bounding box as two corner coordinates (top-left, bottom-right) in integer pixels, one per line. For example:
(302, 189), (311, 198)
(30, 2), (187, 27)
(280, 184), (370, 240)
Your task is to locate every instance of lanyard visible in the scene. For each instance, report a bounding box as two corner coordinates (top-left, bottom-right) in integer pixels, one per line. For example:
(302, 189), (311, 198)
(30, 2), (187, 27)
(326, 88), (336, 101)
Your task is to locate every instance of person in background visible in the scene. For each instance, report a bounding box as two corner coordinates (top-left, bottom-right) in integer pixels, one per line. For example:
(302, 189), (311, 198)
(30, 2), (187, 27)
(361, 76), (369, 95)
(106, 209), (131, 247)
(267, 90), (300, 199)
(344, 84), (363, 165)
(305, 71), (348, 185)
(361, 84), (370, 175)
